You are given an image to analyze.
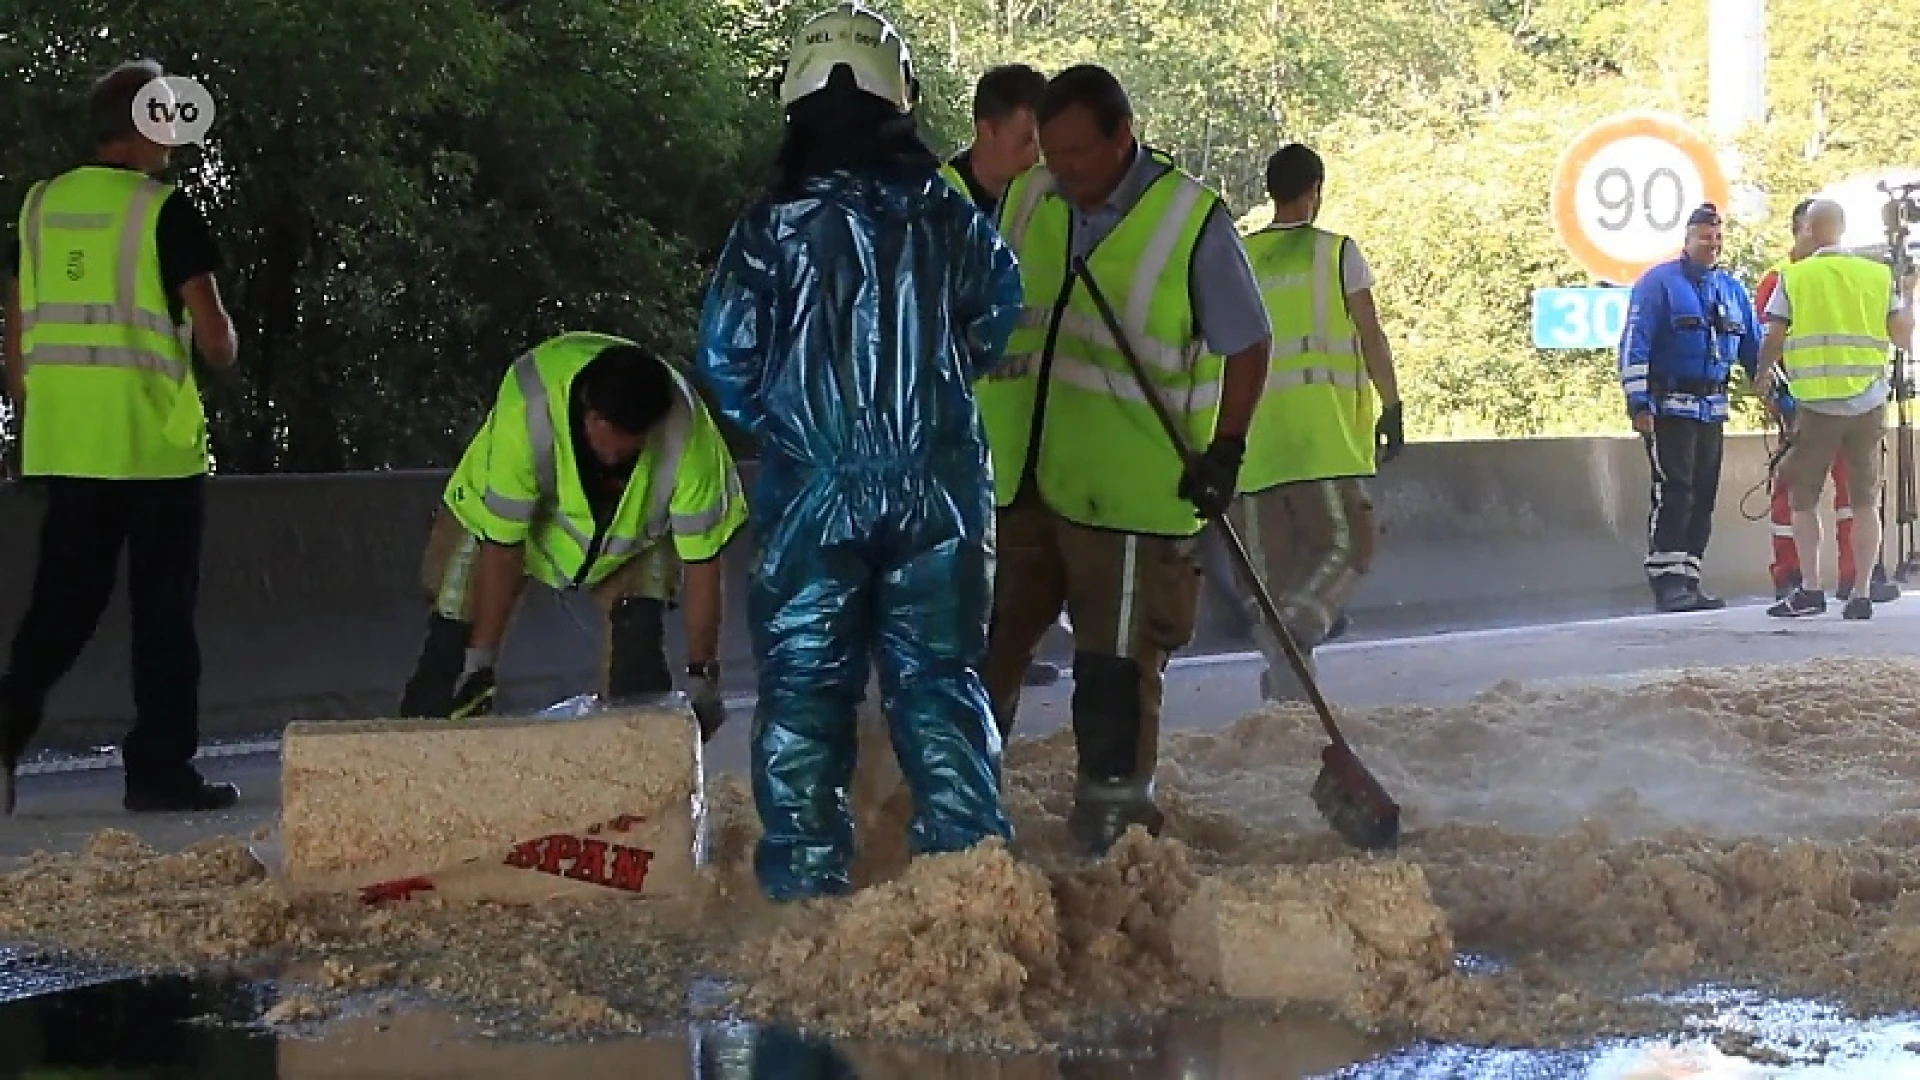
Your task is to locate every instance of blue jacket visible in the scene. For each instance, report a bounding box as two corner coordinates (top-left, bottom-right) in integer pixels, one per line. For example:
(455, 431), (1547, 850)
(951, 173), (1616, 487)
(1618, 256), (1761, 423)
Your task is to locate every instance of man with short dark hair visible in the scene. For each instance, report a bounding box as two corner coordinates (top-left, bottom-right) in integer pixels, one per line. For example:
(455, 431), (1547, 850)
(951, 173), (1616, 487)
(1227, 143), (1401, 701)
(397, 333), (748, 741)
(980, 64), (1271, 855)
(1618, 202), (1761, 612)
(938, 64), (1047, 218)
(936, 61), (1063, 689)
(0, 60), (240, 816)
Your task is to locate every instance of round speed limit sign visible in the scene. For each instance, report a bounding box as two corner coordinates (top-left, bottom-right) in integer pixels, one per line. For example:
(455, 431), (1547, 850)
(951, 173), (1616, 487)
(1550, 112), (1732, 286)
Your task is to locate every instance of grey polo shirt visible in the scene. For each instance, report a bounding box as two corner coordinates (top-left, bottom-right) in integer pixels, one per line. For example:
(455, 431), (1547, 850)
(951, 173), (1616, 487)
(1064, 145), (1271, 359)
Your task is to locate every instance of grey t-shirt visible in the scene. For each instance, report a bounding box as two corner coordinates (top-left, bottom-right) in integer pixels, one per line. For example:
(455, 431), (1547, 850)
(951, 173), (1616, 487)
(1063, 145), (1271, 358)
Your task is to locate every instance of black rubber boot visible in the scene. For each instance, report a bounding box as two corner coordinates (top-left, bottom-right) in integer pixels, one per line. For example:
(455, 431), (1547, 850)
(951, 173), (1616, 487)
(0, 678), (42, 817)
(124, 775), (240, 813)
(398, 613), (474, 718)
(1066, 652), (1162, 857)
(607, 597), (673, 702)
(1067, 775), (1165, 858)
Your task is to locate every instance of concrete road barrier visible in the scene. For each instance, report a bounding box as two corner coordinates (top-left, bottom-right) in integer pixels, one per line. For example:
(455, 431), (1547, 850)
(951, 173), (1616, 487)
(0, 434), (1791, 747)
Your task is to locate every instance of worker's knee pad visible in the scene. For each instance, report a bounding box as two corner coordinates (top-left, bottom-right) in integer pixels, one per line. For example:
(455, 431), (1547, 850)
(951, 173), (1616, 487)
(398, 613), (473, 718)
(1068, 651), (1144, 781)
(607, 597), (673, 701)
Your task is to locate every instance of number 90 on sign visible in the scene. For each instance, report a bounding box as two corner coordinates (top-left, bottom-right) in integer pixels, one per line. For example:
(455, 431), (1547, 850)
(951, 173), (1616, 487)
(1531, 287), (1630, 351)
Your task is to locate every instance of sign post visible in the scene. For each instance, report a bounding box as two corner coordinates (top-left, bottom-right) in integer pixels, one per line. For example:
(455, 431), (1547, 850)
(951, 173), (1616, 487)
(1530, 287), (1632, 350)
(1537, 111), (1732, 351)
(1549, 112), (1732, 286)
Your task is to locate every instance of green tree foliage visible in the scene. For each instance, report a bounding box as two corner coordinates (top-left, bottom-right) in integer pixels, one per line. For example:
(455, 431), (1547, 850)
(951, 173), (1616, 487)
(1, 0), (1914, 471)
(0, 0), (779, 472)
(886, 0), (1916, 439)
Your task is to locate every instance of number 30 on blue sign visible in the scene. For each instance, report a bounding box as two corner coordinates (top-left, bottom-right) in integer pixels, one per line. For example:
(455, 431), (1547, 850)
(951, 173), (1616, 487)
(1531, 287), (1631, 350)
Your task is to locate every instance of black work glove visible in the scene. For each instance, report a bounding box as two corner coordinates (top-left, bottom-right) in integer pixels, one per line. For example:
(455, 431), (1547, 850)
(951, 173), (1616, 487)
(449, 667), (497, 721)
(1178, 435), (1244, 520)
(689, 665), (727, 743)
(1375, 402), (1405, 465)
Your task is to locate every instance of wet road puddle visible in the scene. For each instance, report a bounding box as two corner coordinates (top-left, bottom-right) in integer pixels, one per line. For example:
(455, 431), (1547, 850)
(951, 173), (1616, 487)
(5, 949), (1920, 1078)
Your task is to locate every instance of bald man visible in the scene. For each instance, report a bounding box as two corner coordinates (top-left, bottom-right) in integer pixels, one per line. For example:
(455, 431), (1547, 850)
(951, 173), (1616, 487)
(1757, 199), (1918, 620)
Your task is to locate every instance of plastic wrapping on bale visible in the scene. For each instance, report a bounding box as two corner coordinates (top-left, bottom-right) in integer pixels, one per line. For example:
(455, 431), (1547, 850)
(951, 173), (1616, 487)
(278, 694), (708, 905)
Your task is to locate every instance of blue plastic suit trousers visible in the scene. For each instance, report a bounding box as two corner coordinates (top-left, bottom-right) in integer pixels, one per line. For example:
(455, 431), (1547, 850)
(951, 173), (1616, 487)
(747, 470), (1011, 902)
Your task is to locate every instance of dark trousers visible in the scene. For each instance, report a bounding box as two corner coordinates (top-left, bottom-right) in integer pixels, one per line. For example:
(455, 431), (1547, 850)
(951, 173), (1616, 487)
(1, 476), (205, 785)
(1642, 415), (1725, 585)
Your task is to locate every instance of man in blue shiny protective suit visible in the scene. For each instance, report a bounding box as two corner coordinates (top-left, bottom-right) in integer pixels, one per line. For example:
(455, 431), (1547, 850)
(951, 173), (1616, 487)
(691, 1), (1024, 902)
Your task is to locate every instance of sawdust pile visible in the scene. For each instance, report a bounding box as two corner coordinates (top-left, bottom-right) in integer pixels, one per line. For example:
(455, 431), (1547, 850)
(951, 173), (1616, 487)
(9, 658), (1920, 1052)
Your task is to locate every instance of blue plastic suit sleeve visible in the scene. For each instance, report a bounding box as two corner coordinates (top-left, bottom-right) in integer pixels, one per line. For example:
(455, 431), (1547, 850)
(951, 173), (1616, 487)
(692, 212), (776, 439)
(950, 198), (1023, 381)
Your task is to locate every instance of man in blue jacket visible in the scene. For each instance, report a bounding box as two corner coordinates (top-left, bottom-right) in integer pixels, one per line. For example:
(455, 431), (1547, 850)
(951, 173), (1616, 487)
(1618, 202), (1761, 613)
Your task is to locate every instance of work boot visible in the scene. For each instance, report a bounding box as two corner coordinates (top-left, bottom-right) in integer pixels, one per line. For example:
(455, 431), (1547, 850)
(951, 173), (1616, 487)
(1651, 577), (1698, 614)
(1067, 776), (1164, 858)
(1844, 596), (1874, 621)
(1872, 567), (1902, 604)
(1767, 586), (1827, 618)
(1686, 584), (1728, 611)
(1023, 662), (1061, 688)
(0, 688), (37, 817)
(124, 771), (241, 813)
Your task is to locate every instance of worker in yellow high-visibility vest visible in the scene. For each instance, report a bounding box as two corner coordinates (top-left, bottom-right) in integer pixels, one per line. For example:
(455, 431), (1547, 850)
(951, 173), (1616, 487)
(980, 64), (1272, 857)
(931, 62), (1070, 690)
(397, 332), (748, 742)
(1757, 198), (1917, 621)
(936, 64), (1046, 221)
(0, 61), (240, 817)
(1229, 143), (1402, 702)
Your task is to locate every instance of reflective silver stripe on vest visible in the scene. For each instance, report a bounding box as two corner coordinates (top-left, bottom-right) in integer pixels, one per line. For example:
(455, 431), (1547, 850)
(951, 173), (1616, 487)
(503, 352), (704, 572)
(1002, 169), (1054, 252)
(1262, 229), (1362, 392)
(671, 466), (742, 536)
(1783, 333), (1889, 352)
(20, 177), (190, 381)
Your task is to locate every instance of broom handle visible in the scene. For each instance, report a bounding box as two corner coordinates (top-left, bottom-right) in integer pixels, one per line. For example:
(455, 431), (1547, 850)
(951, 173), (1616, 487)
(1069, 257), (1349, 750)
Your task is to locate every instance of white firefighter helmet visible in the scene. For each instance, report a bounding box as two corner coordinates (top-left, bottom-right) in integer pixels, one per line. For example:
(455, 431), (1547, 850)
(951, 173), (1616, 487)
(779, 1), (915, 113)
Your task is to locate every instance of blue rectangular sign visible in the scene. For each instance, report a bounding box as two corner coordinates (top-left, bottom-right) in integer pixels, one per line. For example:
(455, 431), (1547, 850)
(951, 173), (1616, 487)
(1532, 286), (1632, 351)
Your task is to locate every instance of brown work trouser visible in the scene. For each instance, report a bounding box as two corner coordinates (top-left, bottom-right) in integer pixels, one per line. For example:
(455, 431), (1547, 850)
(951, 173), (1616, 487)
(419, 507), (682, 693)
(1229, 477), (1378, 646)
(1780, 404), (1886, 514)
(980, 492), (1203, 783)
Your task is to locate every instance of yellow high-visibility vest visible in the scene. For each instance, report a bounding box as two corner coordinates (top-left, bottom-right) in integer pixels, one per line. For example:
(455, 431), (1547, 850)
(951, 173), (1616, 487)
(987, 152), (1223, 536)
(444, 332), (748, 591)
(17, 166), (205, 479)
(1239, 224), (1374, 490)
(1778, 254), (1893, 403)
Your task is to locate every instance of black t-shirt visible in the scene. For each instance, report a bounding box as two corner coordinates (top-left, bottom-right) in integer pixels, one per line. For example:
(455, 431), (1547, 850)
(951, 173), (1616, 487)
(4, 164), (223, 323)
(946, 149), (998, 219)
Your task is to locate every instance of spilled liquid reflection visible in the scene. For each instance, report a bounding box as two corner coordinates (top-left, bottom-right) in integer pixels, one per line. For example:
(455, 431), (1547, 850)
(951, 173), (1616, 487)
(4, 955), (1920, 1079)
